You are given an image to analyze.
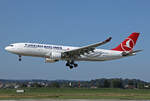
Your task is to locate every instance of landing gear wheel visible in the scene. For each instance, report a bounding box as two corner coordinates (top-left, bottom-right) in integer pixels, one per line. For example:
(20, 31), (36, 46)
(19, 55), (22, 61)
(74, 64), (78, 67)
(19, 58), (22, 61)
(69, 65), (73, 69)
(65, 60), (78, 69)
(66, 63), (70, 66)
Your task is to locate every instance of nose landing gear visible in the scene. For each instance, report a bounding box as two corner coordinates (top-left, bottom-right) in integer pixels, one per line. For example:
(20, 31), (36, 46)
(19, 55), (22, 61)
(66, 60), (78, 69)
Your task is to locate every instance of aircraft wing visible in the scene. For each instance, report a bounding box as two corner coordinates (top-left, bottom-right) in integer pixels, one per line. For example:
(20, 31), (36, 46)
(62, 37), (112, 58)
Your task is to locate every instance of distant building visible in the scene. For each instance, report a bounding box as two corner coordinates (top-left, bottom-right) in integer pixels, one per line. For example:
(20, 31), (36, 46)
(16, 90), (24, 93)
(69, 82), (72, 87)
(124, 85), (136, 89)
(90, 86), (97, 89)
(14, 85), (20, 89)
(0, 82), (3, 88)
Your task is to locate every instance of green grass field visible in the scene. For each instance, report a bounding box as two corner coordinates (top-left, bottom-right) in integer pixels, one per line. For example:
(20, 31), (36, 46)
(0, 88), (150, 99)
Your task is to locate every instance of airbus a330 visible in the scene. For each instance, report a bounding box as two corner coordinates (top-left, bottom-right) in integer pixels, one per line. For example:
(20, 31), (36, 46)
(5, 32), (142, 69)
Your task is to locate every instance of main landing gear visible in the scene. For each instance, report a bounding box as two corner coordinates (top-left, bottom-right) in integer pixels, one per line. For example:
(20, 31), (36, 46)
(66, 60), (78, 69)
(19, 55), (22, 61)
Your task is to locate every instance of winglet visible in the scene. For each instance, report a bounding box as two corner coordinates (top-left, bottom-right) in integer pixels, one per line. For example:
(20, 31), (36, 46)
(105, 37), (112, 42)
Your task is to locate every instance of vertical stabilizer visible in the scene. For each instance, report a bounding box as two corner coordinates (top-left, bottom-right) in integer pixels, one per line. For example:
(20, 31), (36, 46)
(112, 32), (140, 51)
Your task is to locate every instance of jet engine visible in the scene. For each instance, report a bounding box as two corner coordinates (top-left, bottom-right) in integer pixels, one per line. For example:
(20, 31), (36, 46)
(45, 52), (62, 63)
(50, 52), (62, 60)
(45, 58), (59, 63)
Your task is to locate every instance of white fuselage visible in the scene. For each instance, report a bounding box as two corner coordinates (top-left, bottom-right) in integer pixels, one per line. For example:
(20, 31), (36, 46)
(5, 43), (125, 62)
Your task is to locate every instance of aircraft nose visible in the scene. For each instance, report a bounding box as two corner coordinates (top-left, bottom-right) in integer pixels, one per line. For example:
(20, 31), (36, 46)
(5, 46), (11, 52)
(5, 46), (9, 51)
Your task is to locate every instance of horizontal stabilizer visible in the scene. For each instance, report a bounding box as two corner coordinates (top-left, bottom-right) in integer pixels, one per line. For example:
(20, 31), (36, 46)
(122, 50), (142, 56)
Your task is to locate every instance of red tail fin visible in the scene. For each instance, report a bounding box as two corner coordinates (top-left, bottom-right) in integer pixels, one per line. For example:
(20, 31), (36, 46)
(112, 32), (140, 51)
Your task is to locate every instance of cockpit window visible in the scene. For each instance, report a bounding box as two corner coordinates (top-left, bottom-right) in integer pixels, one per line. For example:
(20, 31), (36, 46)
(9, 45), (14, 47)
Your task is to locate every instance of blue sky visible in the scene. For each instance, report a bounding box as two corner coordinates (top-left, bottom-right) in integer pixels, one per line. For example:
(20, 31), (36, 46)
(0, 0), (149, 81)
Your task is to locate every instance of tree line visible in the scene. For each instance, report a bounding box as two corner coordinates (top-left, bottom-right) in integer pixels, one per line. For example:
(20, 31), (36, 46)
(0, 78), (149, 89)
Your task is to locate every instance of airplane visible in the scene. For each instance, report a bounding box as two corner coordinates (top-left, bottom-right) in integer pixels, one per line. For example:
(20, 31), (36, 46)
(5, 32), (142, 69)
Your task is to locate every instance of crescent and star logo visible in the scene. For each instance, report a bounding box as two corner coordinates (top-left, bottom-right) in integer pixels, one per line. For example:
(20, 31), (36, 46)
(121, 38), (135, 51)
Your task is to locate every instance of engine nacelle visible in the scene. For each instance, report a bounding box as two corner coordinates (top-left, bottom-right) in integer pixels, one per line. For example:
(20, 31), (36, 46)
(50, 52), (62, 60)
(45, 58), (59, 63)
